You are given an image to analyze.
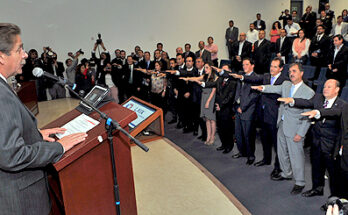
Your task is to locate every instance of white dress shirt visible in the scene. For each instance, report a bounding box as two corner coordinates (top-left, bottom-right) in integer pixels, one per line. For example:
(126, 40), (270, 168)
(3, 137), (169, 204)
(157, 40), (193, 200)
(246, 30), (259, 44)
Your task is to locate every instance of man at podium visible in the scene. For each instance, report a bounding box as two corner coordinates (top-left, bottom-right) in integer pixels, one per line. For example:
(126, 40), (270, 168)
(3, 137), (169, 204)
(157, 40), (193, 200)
(0, 23), (87, 215)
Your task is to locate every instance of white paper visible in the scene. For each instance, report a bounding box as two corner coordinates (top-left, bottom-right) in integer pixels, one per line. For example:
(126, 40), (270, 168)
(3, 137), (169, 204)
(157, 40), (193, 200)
(56, 114), (100, 139)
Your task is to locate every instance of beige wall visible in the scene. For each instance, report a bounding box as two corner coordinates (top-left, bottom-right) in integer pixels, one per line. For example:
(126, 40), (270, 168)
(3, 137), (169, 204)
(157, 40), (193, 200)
(0, 0), (346, 61)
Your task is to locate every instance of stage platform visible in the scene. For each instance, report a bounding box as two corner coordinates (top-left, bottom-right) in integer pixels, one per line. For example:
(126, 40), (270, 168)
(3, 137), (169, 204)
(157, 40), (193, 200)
(36, 98), (248, 215)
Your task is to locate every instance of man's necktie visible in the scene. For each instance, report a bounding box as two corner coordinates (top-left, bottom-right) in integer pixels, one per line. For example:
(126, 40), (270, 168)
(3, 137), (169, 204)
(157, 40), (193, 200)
(270, 76), (276, 85)
(323, 100), (328, 108)
(289, 85), (295, 97)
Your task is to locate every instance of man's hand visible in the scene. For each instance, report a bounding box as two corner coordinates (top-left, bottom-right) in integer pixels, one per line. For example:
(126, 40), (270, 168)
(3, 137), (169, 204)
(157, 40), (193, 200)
(58, 133), (88, 152)
(137, 87), (141, 91)
(215, 103), (220, 111)
(237, 107), (242, 114)
(40, 127), (67, 142)
(301, 110), (318, 119)
(184, 92), (190, 99)
(161, 90), (166, 98)
(276, 53), (282, 58)
(174, 89), (178, 96)
(328, 64), (332, 70)
(312, 52), (318, 57)
(251, 86), (263, 91)
(165, 70), (177, 75)
(236, 56), (241, 62)
(293, 134), (302, 142)
(277, 97), (294, 104)
(229, 73), (243, 79)
(332, 69), (338, 73)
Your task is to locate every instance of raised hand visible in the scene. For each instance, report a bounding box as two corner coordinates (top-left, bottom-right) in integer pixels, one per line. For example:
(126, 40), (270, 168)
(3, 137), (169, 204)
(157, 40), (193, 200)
(277, 97), (294, 104)
(251, 86), (263, 91)
(229, 73), (243, 79)
(301, 110), (319, 119)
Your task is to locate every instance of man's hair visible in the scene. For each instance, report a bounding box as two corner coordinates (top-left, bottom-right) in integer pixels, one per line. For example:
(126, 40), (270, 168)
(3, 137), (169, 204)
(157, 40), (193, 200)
(272, 57), (284, 68)
(257, 13), (261, 16)
(337, 15), (342, 20)
(127, 55), (133, 59)
(229, 20), (234, 24)
(176, 53), (184, 58)
(144, 51), (150, 55)
(333, 34), (344, 41)
(120, 50), (126, 54)
(195, 57), (204, 64)
(289, 62), (303, 72)
(317, 24), (326, 29)
(0, 23), (21, 56)
(157, 42), (163, 47)
(185, 43), (191, 48)
(169, 58), (176, 63)
(65, 58), (72, 65)
(242, 57), (255, 65)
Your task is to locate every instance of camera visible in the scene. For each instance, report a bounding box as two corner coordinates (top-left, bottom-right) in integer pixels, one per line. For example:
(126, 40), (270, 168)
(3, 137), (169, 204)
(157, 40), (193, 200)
(96, 33), (102, 45)
(77, 49), (84, 55)
(325, 196), (348, 214)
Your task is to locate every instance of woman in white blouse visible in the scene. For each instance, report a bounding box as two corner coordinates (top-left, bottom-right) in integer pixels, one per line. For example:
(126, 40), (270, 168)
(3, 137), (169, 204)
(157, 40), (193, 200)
(291, 29), (311, 64)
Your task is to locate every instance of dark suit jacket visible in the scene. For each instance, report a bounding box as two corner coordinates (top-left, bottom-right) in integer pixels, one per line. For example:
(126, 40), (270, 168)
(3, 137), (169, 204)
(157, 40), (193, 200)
(253, 20), (266, 30)
(184, 51), (196, 62)
(177, 67), (195, 96)
(275, 37), (292, 63)
(326, 45), (348, 82)
(234, 71), (260, 120)
(225, 27), (239, 45)
(122, 63), (141, 87)
(319, 102), (348, 172)
(253, 39), (272, 65)
(309, 34), (331, 66)
(206, 74), (237, 111)
(0, 78), (64, 214)
(92, 52), (111, 85)
(195, 49), (212, 64)
(232, 40), (252, 59)
(294, 95), (345, 154)
(44, 61), (65, 88)
(243, 72), (288, 125)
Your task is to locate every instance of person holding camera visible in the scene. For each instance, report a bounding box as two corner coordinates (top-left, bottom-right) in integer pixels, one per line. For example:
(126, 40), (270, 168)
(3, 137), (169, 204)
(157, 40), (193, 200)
(42, 47), (66, 100)
(91, 37), (110, 86)
(65, 50), (82, 97)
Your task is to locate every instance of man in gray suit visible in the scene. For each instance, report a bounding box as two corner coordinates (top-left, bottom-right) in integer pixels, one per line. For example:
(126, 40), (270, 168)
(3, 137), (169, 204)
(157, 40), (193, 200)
(195, 41), (212, 64)
(252, 63), (315, 195)
(330, 16), (348, 44)
(225, 20), (239, 59)
(0, 23), (87, 215)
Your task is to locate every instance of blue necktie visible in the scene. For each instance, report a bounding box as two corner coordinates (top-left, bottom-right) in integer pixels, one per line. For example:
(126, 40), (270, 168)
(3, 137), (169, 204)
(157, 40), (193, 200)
(289, 85), (295, 97)
(270, 76), (276, 85)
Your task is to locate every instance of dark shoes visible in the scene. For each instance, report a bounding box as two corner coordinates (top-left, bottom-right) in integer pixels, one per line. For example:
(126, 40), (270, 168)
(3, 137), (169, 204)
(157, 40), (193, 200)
(270, 169), (281, 178)
(302, 188), (324, 197)
(176, 121), (183, 129)
(254, 160), (271, 167)
(183, 127), (193, 133)
(216, 146), (225, 151)
(271, 173), (292, 181)
(168, 118), (177, 124)
(291, 185), (305, 195)
(246, 158), (255, 165)
(232, 153), (243, 159)
(222, 148), (232, 154)
(193, 130), (198, 136)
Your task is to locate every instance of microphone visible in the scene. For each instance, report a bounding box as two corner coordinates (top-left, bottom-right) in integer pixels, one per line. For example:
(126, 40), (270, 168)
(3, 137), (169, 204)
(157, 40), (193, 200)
(32, 67), (76, 90)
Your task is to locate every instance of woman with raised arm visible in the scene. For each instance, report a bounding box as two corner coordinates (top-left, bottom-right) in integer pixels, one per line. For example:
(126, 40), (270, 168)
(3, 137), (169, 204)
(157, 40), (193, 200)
(135, 61), (167, 116)
(181, 63), (218, 145)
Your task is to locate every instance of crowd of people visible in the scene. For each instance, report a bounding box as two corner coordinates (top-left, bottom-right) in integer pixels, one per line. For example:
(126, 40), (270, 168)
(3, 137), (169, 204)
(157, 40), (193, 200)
(13, 3), (348, 212)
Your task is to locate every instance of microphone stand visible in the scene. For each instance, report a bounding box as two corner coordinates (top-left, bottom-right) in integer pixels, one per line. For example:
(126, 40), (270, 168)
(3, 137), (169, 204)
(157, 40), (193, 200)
(61, 80), (149, 215)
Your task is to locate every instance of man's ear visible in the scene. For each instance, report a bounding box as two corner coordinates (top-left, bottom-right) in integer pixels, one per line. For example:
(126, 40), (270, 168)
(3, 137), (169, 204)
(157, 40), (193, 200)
(0, 53), (6, 65)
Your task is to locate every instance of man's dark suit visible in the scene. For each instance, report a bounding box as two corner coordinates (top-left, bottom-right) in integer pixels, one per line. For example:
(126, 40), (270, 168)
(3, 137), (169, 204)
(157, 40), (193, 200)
(309, 34), (331, 80)
(319, 103), (348, 198)
(294, 95), (345, 196)
(176, 67), (195, 130)
(0, 78), (64, 215)
(191, 68), (206, 137)
(234, 71), (260, 160)
(231, 41), (252, 72)
(275, 36), (292, 63)
(195, 49), (212, 64)
(253, 20), (266, 30)
(44, 61), (65, 88)
(225, 27), (239, 58)
(242, 72), (288, 169)
(326, 45), (348, 88)
(253, 39), (272, 74)
(122, 63), (141, 101)
(300, 12), (317, 39)
(206, 73), (237, 151)
(309, 34), (331, 67)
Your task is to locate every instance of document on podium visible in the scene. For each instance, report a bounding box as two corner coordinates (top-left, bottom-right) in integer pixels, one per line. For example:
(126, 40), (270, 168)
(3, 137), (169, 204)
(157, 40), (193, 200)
(56, 114), (100, 139)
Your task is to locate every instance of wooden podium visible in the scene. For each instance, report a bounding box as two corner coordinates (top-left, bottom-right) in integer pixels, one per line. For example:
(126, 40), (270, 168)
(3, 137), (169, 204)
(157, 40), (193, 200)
(43, 102), (138, 215)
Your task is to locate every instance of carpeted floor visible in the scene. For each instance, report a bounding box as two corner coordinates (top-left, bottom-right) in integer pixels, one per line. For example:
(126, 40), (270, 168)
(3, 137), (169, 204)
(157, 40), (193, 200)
(164, 116), (330, 215)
